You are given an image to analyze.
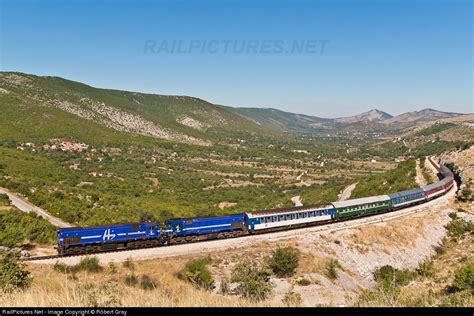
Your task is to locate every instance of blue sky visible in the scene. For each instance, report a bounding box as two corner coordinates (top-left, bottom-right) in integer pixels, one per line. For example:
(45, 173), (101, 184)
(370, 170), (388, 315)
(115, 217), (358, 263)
(1, 0), (472, 117)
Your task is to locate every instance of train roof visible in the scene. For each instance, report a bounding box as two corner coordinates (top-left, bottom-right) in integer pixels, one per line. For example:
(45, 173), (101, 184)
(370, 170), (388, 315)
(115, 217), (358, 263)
(57, 221), (154, 232)
(423, 181), (443, 191)
(166, 213), (245, 222)
(245, 204), (333, 217)
(388, 187), (424, 198)
(331, 195), (390, 209)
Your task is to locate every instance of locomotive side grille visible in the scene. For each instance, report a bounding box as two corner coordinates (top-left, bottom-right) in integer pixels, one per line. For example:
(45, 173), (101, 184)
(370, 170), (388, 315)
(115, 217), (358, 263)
(63, 236), (81, 244)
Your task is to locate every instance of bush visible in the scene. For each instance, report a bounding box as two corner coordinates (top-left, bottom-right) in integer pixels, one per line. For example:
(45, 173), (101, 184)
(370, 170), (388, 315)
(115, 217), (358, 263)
(296, 278), (311, 286)
(124, 273), (137, 287)
(139, 210), (156, 223)
(374, 265), (415, 291)
(0, 210), (56, 247)
(182, 258), (214, 290)
(108, 262), (117, 275)
(267, 246), (300, 278)
(0, 193), (10, 206)
(219, 277), (230, 295)
(325, 259), (340, 281)
(282, 287), (302, 307)
(0, 251), (31, 289)
(446, 219), (474, 240)
(77, 257), (102, 273)
(140, 274), (157, 291)
(416, 260), (434, 278)
(123, 257), (134, 271)
(453, 263), (474, 293)
(231, 261), (273, 302)
(53, 261), (76, 274)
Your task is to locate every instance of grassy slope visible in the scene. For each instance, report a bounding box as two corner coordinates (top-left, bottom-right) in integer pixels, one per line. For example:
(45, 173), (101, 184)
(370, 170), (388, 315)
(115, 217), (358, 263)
(222, 106), (337, 133)
(0, 72), (278, 145)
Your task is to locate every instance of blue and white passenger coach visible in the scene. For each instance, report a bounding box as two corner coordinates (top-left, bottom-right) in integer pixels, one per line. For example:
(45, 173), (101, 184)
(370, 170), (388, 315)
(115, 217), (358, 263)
(245, 204), (335, 232)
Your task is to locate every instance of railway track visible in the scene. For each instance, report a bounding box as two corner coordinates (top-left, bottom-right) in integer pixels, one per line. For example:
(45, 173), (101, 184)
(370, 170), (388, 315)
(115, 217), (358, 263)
(24, 183), (456, 264)
(22, 156), (454, 264)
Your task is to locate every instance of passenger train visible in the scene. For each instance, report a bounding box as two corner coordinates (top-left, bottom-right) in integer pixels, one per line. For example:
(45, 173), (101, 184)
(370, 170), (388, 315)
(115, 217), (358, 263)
(56, 161), (454, 256)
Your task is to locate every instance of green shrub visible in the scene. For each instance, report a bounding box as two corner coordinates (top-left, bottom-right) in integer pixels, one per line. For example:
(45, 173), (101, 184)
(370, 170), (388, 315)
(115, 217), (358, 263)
(0, 251), (31, 289)
(139, 211), (156, 223)
(0, 193), (10, 206)
(53, 261), (76, 274)
(416, 260), (434, 278)
(182, 258), (214, 290)
(77, 257), (102, 273)
(453, 263), (474, 293)
(326, 259), (340, 281)
(374, 265), (416, 291)
(267, 246), (300, 278)
(124, 273), (137, 287)
(446, 219), (474, 240)
(296, 278), (311, 286)
(231, 261), (273, 302)
(0, 210), (55, 247)
(140, 274), (157, 291)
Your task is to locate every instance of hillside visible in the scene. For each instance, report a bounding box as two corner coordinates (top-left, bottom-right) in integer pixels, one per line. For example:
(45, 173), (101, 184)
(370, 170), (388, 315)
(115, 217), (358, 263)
(0, 72), (277, 147)
(222, 106), (340, 133)
(334, 109), (393, 124)
(229, 106), (468, 136)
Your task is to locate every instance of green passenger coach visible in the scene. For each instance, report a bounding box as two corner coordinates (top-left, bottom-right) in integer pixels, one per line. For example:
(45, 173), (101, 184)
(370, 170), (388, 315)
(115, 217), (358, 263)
(331, 195), (391, 218)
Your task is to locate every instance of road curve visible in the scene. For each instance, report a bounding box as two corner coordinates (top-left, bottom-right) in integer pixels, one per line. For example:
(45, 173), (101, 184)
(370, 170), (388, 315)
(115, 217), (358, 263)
(0, 187), (73, 228)
(339, 182), (357, 201)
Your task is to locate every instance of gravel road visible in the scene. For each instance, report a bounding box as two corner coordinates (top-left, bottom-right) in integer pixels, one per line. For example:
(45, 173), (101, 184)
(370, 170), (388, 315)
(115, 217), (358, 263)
(0, 187), (73, 228)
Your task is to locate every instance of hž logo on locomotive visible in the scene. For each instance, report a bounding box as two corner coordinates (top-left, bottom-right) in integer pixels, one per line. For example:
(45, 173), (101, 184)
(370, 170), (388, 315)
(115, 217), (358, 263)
(102, 229), (116, 241)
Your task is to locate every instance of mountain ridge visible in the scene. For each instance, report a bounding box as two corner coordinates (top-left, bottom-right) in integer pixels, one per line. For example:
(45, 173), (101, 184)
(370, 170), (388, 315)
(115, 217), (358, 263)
(0, 71), (469, 141)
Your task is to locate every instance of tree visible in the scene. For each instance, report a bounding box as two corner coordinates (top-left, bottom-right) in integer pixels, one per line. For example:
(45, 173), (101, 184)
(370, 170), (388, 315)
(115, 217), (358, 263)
(0, 251), (32, 289)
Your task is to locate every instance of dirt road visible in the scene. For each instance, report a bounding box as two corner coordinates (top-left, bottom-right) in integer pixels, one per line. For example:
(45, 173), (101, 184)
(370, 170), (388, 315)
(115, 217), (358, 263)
(339, 182), (357, 201)
(0, 187), (73, 228)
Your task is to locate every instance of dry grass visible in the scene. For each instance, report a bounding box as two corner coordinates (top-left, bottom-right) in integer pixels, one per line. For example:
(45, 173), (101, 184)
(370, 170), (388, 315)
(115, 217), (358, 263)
(348, 213), (436, 248)
(0, 258), (274, 307)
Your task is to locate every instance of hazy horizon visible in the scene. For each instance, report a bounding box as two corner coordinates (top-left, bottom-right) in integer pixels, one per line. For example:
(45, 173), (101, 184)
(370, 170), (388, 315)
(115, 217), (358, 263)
(1, 0), (472, 117)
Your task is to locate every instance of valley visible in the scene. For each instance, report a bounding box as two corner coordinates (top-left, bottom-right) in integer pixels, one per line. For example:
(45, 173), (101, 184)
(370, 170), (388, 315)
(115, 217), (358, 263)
(0, 72), (472, 307)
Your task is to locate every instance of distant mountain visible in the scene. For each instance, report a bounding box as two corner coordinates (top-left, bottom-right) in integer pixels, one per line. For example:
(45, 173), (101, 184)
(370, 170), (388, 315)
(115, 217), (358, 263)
(335, 109), (393, 124)
(223, 107), (340, 133)
(0, 72), (468, 143)
(383, 108), (461, 125)
(228, 106), (467, 136)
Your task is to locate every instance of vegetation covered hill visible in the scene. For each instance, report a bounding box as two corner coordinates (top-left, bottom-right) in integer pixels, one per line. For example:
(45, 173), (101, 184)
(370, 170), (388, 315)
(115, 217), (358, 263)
(228, 106), (467, 136)
(0, 72), (278, 147)
(0, 71), (471, 232)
